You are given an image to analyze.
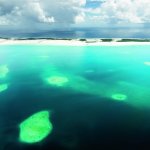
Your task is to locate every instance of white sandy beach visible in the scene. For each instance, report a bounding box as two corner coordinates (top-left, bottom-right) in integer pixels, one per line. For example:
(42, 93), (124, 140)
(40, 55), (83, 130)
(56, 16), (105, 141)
(0, 39), (150, 46)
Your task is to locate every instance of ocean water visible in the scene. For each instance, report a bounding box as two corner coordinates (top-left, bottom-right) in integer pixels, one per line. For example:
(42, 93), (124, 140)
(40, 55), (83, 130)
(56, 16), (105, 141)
(0, 45), (150, 150)
(0, 27), (150, 38)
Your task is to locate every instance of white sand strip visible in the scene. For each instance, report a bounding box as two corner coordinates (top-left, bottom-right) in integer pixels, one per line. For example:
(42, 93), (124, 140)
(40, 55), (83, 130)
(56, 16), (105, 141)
(0, 39), (150, 46)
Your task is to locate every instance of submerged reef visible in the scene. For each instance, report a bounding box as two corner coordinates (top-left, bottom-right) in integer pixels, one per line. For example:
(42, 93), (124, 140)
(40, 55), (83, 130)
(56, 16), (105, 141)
(41, 66), (150, 109)
(0, 83), (8, 92)
(144, 62), (150, 66)
(0, 65), (9, 79)
(46, 76), (69, 87)
(111, 93), (127, 101)
(0, 65), (9, 93)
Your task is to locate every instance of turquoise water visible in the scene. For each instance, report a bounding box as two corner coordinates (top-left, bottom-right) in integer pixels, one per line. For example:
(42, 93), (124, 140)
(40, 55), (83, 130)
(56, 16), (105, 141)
(0, 45), (150, 149)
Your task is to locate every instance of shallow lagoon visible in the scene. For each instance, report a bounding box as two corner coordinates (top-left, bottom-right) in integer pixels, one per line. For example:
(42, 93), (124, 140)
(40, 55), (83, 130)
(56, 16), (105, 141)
(0, 45), (150, 149)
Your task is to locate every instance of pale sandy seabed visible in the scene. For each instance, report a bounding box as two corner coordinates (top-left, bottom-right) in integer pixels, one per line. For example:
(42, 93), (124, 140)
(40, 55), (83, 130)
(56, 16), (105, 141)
(0, 39), (150, 46)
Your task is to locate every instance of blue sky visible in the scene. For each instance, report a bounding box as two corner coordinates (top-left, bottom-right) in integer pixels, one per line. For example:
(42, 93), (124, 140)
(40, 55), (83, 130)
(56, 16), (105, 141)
(85, 0), (102, 8)
(0, 0), (150, 31)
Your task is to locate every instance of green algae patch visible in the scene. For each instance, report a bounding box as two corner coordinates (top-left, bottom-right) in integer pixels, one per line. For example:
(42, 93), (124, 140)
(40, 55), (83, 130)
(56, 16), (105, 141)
(0, 65), (9, 78)
(19, 111), (53, 144)
(46, 75), (69, 87)
(0, 83), (8, 92)
(111, 93), (127, 101)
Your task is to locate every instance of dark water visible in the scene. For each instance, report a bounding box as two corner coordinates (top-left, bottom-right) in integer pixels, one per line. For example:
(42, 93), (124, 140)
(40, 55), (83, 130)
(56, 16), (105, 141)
(0, 27), (150, 38)
(1, 45), (150, 150)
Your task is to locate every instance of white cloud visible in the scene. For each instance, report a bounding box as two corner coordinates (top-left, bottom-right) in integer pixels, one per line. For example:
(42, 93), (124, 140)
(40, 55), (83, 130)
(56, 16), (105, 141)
(88, 0), (106, 2)
(0, 5), (22, 25)
(25, 2), (55, 24)
(0, 0), (85, 29)
(88, 0), (150, 24)
(0, 0), (150, 29)
(75, 12), (85, 24)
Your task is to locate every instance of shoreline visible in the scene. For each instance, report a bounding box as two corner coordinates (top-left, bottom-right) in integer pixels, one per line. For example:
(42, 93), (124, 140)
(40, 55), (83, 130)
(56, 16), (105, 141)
(0, 39), (150, 46)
